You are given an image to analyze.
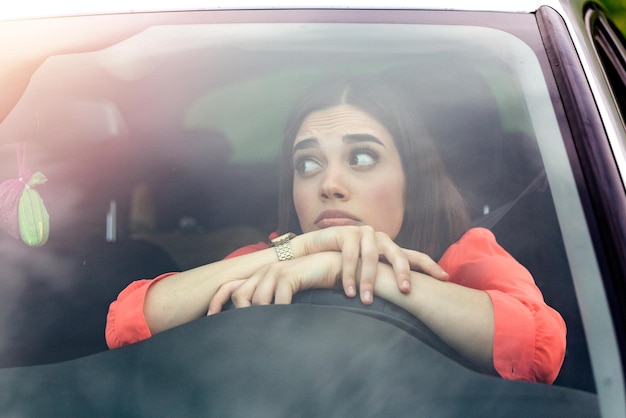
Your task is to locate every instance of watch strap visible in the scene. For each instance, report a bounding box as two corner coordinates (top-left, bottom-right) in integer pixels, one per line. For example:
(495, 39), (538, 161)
(270, 232), (296, 261)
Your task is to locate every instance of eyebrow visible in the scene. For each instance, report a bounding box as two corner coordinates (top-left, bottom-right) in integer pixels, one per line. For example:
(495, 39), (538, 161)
(344, 134), (386, 147)
(292, 138), (319, 153)
(292, 133), (386, 153)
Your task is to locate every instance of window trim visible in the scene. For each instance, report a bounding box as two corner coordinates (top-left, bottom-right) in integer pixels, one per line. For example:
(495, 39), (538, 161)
(538, 5), (626, 416)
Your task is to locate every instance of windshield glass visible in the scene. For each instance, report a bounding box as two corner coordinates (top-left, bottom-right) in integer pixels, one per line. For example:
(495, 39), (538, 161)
(0, 10), (609, 415)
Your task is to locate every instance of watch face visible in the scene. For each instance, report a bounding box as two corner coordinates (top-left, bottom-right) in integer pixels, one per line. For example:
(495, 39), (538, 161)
(273, 233), (294, 245)
(272, 235), (285, 246)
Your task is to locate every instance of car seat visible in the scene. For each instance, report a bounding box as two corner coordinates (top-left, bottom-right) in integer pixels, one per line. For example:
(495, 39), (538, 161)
(388, 61), (595, 392)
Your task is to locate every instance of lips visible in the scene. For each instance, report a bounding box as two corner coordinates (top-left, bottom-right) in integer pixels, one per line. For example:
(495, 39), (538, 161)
(314, 210), (361, 228)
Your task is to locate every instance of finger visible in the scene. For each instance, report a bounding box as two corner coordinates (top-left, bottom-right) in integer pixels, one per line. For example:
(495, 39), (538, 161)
(403, 249), (449, 281)
(357, 226), (379, 304)
(386, 254), (412, 293)
(376, 232), (412, 293)
(231, 273), (263, 308)
(207, 280), (244, 315)
(251, 265), (280, 306)
(339, 228), (360, 298)
(274, 277), (296, 305)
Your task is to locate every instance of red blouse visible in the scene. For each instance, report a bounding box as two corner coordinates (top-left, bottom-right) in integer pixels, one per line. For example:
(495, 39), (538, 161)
(105, 227), (566, 384)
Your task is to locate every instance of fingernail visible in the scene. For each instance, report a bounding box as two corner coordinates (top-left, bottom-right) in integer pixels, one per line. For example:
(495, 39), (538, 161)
(364, 290), (372, 303)
(402, 280), (410, 290)
(348, 285), (356, 297)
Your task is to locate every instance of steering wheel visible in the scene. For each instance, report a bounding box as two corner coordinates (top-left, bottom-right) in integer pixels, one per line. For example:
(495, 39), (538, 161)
(0, 298), (599, 418)
(0, 293), (600, 417)
(223, 288), (475, 371)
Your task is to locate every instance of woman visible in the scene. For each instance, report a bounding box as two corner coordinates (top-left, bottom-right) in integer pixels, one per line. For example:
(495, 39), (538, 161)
(106, 76), (566, 384)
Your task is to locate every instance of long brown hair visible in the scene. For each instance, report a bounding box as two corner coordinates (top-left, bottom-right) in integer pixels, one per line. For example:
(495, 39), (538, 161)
(278, 75), (470, 259)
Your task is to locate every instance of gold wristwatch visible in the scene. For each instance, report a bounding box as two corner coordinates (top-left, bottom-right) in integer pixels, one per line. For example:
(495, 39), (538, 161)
(270, 232), (296, 261)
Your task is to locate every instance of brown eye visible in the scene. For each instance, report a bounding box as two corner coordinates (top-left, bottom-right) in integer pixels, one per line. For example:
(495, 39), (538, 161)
(349, 150), (379, 168)
(294, 157), (322, 176)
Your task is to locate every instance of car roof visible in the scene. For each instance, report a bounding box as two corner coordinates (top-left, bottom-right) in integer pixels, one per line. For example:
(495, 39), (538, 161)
(0, 0), (590, 20)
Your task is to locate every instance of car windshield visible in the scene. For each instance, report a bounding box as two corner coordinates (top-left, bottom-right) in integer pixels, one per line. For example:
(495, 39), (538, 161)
(0, 8), (609, 413)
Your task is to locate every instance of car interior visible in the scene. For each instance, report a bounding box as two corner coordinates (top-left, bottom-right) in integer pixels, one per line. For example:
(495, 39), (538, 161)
(0, 18), (596, 397)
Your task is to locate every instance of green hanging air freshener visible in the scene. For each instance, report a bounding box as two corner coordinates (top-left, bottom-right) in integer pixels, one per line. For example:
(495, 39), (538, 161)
(0, 144), (50, 247)
(18, 171), (49, 246)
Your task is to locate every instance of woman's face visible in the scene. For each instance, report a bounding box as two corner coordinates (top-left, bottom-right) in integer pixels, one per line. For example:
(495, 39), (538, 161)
(292, 104), (406, 238)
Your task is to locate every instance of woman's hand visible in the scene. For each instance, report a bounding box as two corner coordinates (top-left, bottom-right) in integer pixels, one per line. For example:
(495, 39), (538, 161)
(207, 225), (449, 314)
(293, 226), (448, 304)
(208, 252), (343, 314)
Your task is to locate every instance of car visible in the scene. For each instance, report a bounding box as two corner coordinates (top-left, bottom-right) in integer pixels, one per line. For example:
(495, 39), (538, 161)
(0, 0), (624, 416)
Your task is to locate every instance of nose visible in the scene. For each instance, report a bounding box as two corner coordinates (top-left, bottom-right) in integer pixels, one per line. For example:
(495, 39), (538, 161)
(319, 165), (349, 201)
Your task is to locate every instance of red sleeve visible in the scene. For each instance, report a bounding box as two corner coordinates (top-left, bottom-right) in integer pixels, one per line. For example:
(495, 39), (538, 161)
(438, 228), (566, 384)
(105, 272), (176, 349)
(105, 239), (272, 349)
